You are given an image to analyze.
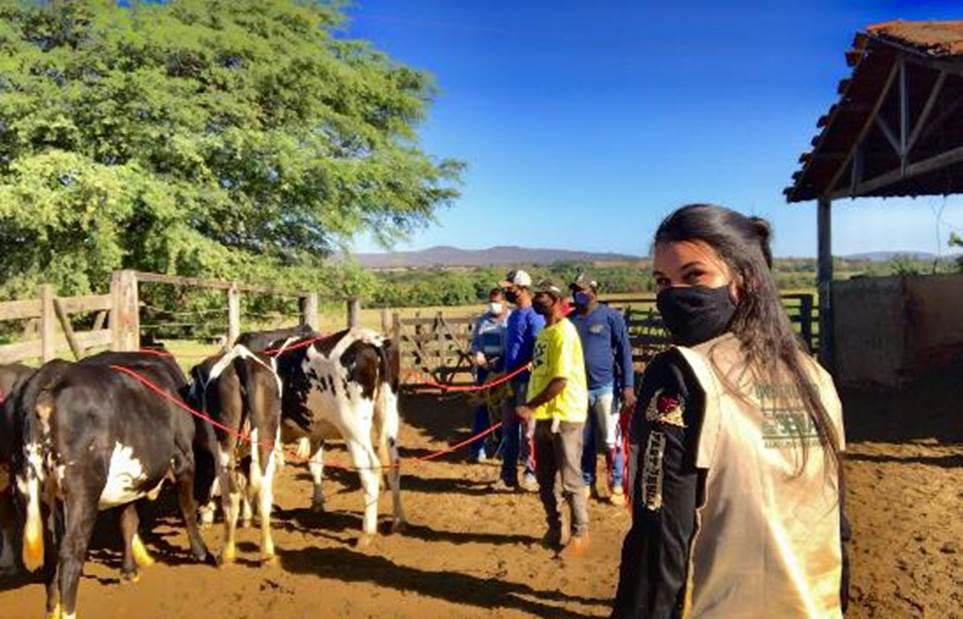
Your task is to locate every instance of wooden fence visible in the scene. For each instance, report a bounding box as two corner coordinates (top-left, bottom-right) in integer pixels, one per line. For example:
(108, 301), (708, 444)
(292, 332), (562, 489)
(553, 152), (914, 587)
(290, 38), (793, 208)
(0, 270), (330, 365)
(391, 292), (818, 386)
(0, 285), (112, 364)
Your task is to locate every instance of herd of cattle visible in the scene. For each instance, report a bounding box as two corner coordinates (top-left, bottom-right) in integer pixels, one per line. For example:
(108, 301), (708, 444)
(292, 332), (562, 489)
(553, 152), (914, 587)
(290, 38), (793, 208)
(0, 325), (406, 619)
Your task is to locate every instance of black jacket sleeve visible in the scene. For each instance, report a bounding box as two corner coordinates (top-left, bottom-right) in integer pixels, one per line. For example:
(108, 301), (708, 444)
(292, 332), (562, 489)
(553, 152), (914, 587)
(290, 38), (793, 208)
(612, 351), (704, 619)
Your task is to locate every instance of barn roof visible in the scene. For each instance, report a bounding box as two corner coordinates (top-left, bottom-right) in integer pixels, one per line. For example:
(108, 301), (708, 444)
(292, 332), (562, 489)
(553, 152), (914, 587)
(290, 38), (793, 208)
(786, 20), (963, 202)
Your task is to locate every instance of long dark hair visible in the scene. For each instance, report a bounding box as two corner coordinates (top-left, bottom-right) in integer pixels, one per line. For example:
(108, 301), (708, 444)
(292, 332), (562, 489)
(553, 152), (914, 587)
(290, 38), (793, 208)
(654, 204), (841, 475)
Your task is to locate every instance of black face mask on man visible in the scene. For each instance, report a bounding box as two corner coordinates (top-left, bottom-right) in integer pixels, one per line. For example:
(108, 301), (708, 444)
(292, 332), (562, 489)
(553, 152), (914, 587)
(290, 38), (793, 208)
(532, 296), (555, 317)
(656, 285), (737, 347)
(504, 289), (519, 304)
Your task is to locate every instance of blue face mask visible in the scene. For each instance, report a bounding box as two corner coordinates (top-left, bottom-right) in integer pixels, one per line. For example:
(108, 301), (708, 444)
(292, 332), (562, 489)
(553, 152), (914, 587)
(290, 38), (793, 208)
(573, 291), (592, 307)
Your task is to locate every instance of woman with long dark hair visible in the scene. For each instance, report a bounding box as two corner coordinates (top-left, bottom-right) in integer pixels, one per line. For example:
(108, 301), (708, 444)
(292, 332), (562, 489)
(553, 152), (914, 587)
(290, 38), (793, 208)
(612, 204), (850, 618)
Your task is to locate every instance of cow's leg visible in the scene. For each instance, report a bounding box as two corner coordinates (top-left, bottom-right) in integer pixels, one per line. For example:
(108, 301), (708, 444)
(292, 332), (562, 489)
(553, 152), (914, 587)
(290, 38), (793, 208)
(0, 492), (17, 573)
(240, 492), (253, 529)
(386, 437), (406, 533)
(119, 503), (153, 582)
(379, 386), (406, 533)
(199, 476), (219, 528)
(256, 434), (278, 565)
(344, 438), (381, 545)
(215, 445), (240, 566)
(42, 502), (63, 619)
(58, 487), (100, 619)
(308, 440), (326, 513)
(172, 454), (210, 565)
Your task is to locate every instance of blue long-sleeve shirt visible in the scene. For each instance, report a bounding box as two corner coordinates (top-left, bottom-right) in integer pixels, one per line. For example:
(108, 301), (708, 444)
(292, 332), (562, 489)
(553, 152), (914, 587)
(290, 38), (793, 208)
(504, 305), (544, 380)
(569, 303), (635, 391)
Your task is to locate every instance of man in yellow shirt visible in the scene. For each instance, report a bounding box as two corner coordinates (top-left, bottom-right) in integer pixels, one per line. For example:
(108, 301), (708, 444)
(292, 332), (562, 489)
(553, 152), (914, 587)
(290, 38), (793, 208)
(516, 279), (590, 558)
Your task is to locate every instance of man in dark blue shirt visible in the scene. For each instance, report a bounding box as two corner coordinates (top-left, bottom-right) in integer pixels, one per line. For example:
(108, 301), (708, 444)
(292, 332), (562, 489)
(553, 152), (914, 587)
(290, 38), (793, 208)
(497, 269), (544, 490)
(568, 272), (636, 503)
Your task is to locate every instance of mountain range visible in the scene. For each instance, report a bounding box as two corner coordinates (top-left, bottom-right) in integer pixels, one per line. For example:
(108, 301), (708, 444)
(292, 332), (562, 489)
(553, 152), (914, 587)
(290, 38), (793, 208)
(339, 246), (951, 269)
(342, 245), (640, 268)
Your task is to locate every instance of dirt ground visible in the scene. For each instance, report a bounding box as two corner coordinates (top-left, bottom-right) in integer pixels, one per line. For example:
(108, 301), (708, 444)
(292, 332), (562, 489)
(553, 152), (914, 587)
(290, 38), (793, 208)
(2, 368), (962, 618)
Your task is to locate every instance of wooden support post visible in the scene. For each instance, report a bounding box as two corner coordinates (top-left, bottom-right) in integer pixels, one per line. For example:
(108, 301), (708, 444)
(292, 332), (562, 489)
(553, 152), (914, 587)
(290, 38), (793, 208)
(301, 293), (319, 331)
(347, 296), (361, 329)
(799, 294), (814, 354)
(817, 196), (834, 369)
(380, 308), (389, 334)
(40, 284), (55, 362)
(227, 282), (241, 347)
(110, 270), (140, 352)
(392, 312), (401, 347)
(53, 298), (84, 360)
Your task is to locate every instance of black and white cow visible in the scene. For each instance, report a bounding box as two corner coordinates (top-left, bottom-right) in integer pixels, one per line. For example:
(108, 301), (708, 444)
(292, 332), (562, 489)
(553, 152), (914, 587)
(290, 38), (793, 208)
(271, 327), (405, 544)
(14, 352), (212, 619)
(188, 346), (282, 565)
(1, 362), (36, 573)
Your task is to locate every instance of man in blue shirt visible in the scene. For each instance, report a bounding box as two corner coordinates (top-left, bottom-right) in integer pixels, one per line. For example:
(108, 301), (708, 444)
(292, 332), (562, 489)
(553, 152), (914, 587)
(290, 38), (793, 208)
(467, 287), (511, 463)
(497, 269), (544, 490)
(568, 272), (637, 504)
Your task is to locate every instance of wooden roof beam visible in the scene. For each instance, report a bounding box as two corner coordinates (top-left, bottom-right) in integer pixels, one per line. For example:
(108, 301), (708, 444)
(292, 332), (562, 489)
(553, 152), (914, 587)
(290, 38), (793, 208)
(825, 57), (901, 197)
(831, 142), (963, 199)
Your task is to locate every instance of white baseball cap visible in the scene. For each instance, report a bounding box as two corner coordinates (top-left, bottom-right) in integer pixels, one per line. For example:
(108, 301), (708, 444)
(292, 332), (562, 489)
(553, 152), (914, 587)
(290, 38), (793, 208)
(499, 269), (532, 288)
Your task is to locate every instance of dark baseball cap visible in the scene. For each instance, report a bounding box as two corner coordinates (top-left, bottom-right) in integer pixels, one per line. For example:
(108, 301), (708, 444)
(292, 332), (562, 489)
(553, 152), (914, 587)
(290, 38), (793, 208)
(533, 279), (564, 298)
(569, 271), (598, 291)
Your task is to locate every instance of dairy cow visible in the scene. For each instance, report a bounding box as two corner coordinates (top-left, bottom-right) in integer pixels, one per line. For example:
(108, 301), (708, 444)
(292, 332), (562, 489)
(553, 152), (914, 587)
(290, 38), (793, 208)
(1, 363), (36, 573)
(13, 352), (212, 619)
(188, 346), (282, 565)
(272, 327), (405, 543)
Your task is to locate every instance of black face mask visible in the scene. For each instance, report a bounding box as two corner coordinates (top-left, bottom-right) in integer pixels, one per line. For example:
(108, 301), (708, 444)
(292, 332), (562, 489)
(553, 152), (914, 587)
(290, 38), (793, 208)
(505, 289), (519, 304)
(656, 285), (736, 347)
(532, 296), (554, 316)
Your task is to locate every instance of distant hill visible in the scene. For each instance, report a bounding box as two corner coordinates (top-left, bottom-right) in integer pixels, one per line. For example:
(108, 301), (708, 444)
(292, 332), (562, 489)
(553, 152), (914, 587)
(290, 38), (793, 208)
(342, 245), (641, 268)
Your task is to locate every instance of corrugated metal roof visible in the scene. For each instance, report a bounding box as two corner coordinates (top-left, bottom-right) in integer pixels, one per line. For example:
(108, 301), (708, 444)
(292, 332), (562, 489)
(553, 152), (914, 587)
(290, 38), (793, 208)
(785, 20), (963, 203)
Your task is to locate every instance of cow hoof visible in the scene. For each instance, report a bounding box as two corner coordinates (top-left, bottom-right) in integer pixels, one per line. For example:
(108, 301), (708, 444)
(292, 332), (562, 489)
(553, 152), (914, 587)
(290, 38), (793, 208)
(45, 602), (61, 619)
(355, 534), (375, 549)
(310, 502), (325, 515)
(390, 519), (407, 534)
(121, 570), (140, 584)
(260, 554), (279, 567)
(218, 554), (236, 567)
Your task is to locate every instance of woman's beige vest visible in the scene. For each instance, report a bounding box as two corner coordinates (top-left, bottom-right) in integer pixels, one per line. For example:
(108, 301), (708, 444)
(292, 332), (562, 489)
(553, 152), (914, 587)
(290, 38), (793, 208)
(675, 333), (845, 618)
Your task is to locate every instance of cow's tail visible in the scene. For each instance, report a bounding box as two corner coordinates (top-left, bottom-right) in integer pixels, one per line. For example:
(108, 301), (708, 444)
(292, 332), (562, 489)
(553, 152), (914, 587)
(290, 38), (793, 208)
(21, 390), (54, 573)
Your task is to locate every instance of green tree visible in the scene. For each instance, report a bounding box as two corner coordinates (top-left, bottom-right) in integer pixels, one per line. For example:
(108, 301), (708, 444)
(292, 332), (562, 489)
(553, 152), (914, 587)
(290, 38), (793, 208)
(0, 0), (462, 298)
(950, 232), (963, 272)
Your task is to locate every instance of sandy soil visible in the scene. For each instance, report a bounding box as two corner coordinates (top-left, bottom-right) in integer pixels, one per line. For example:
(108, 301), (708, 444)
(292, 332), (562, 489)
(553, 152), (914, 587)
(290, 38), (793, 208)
(2, 374), (961, 618)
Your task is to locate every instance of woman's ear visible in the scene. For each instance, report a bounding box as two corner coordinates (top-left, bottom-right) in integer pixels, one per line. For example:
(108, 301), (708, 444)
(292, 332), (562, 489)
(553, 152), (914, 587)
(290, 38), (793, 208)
(729, 276), (742, 304)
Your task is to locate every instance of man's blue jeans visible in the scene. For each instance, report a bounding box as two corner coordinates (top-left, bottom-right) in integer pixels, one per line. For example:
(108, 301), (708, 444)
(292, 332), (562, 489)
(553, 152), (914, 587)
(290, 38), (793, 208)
(500, 376), (535, 485)
(581, 383), (625, 489)
(468, 368), (492, 460)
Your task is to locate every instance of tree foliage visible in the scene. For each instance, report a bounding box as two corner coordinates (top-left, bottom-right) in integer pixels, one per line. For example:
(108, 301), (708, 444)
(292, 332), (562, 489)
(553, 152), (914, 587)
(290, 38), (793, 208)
(0, 0), (462, 298)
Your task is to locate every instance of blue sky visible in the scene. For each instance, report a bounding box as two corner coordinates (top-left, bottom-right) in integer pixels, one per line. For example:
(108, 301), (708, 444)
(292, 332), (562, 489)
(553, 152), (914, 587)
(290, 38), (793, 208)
(344, 1), (963, 258)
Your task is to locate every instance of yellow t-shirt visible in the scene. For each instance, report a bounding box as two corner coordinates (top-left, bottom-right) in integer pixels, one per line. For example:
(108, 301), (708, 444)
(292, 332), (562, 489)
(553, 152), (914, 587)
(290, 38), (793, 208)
(526, 318), (588, 422)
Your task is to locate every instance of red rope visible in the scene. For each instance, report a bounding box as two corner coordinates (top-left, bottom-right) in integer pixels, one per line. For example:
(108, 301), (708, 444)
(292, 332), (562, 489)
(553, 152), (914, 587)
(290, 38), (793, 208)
(108, 364), (503, 471)
(403, 362), (530, 393)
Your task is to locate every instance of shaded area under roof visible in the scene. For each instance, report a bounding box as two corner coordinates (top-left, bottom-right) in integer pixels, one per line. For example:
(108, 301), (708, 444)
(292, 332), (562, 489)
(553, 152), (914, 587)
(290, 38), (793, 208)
(786, 20), (963, 203)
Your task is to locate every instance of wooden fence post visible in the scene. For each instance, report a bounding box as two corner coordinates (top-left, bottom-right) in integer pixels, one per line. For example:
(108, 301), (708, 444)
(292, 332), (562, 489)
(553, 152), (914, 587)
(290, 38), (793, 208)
(301, 293), (319, 331)
(40, 284), (55, 362)
(380, 308), (389, 334)
(53, 298), (84, 360)
(347, 296), (361, 329)
(110, 270), (140, 352)
(227, 282), (241, 347)
(392, 311), (401, 357)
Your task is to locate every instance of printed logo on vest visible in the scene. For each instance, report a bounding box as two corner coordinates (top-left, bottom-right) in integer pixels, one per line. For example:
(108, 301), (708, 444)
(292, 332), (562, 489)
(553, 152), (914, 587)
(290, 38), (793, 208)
(642, 431), (666, 511)
(644, 389), (686, 428)
(756, 383), (821, 449)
